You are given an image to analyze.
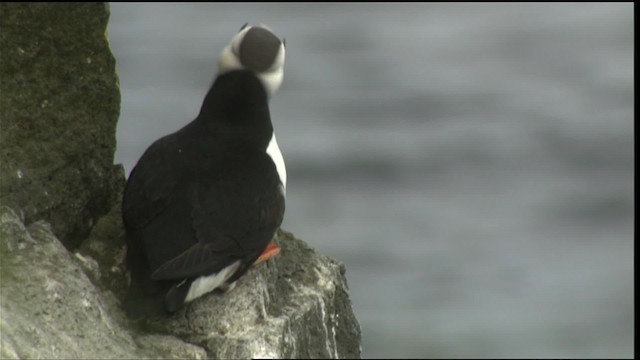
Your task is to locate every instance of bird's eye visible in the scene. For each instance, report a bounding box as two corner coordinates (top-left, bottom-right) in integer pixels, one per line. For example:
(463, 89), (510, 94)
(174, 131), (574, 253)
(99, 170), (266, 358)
(239, 23), (249, 32)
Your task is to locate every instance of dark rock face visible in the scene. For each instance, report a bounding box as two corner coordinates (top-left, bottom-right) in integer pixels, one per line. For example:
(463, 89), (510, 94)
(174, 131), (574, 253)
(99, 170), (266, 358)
(0, 3), (362, 358)
(0, 3), (122, 249)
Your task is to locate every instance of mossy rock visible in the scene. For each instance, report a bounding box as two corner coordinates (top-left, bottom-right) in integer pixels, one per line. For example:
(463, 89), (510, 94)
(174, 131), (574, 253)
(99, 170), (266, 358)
(0, 3), (122, 249)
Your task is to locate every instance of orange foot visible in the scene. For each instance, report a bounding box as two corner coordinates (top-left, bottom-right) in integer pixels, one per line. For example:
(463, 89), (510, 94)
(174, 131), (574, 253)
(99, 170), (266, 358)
(254, 240), (281, 265)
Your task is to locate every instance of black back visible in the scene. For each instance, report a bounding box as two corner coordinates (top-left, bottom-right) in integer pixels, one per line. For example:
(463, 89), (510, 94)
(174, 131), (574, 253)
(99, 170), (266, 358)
(122, 70), (285, 315)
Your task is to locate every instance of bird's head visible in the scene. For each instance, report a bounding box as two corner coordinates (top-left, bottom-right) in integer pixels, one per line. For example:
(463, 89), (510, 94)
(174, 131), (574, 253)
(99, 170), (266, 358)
(218, 23), (286, 98)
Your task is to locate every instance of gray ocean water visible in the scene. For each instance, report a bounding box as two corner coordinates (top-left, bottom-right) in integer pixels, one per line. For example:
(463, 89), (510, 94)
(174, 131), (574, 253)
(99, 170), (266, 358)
(108, 3), (634, 358)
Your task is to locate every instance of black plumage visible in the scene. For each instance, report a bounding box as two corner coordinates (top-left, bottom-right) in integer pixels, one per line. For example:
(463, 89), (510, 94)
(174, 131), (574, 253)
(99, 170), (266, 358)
(122, 70), (285, 315)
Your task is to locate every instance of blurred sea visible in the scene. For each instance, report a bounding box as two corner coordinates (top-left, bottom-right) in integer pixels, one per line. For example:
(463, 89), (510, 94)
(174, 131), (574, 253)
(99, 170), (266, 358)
(108, 3), (634, 358)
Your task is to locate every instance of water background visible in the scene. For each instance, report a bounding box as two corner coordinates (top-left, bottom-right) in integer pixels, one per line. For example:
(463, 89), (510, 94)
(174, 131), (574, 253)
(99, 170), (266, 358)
(108, 3), (634, 358)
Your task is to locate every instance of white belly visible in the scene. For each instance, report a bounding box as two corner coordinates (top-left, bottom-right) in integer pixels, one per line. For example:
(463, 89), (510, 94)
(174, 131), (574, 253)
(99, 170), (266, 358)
(266, 132), (287, 191)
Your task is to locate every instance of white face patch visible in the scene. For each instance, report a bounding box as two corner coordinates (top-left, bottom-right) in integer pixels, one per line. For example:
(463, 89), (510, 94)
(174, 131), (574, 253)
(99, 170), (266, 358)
(184, 260), (241, 303)
(266, 132), (287, 192)
(217, 25), (285, 98)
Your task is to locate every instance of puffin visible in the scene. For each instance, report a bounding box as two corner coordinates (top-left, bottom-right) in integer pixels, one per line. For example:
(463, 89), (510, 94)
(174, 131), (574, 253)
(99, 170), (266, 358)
(121, 23), (287, 316)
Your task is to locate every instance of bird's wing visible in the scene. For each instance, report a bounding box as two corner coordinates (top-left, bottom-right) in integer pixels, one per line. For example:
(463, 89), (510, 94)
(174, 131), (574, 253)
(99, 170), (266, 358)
(151, 154), (285, 280)
(122, 135), (182, 230)
(122, 132), (211, 276)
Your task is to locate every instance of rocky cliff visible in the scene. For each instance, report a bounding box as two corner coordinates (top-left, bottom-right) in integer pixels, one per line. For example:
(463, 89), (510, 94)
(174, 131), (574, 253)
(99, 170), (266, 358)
(0, 3), (361, 358)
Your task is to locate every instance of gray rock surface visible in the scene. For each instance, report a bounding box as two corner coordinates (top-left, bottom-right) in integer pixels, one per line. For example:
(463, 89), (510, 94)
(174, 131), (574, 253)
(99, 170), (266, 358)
(0, 206), (136, 359)
(139, 228), (362, 359)
(1, 204), (362, 359)
(0, 206), (208, 359)
(0, 3), (122, 249)
(77, 203), (362, 358)
(0, 2), (362, 358)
